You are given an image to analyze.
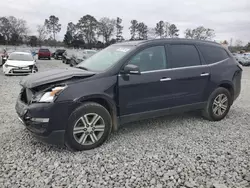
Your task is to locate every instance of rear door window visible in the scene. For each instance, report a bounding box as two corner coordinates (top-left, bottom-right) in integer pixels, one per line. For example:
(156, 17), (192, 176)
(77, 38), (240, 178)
(198, 45), (229, 64)
(169, 44), (201, 68)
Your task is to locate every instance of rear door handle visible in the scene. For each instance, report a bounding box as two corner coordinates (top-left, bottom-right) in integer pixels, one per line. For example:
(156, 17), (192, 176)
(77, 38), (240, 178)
(200, 73), (210, 76)
(160, 78), (171, 82)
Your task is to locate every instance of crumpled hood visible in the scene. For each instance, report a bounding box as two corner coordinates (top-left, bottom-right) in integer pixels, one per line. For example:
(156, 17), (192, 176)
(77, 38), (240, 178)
(20, 67), (95, 88)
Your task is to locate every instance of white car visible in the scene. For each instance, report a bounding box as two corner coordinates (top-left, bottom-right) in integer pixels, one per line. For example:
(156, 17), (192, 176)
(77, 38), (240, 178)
(3, 52), (38, 75)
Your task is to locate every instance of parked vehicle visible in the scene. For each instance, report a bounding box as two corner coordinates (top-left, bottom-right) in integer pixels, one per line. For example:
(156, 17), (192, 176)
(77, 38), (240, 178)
(52, 49), (66, 60)
(62, 50), (74, 64)
(0, 48), (8, 66)
(233, 54), (250, 66)
(38, 48), (51, 60)
(82, 49), (97, 60)
(16, 39), (242, 151)
(3, 52), (38, 75)
(69, 52), (85, 67)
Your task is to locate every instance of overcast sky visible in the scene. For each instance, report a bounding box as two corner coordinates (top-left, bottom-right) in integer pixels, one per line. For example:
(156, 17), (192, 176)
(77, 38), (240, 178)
(2, 0), (250, 44)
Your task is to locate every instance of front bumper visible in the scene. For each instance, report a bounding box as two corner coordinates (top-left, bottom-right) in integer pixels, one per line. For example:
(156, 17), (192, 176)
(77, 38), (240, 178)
(15, 97), (76, 145)
(3, 66), (34, 75)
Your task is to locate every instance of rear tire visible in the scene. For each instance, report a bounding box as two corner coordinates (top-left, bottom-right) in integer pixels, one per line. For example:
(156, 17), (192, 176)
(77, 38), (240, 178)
(65, 102), (112, 151)
(202, 87), (232, 121)
(48, 57), (51, 60)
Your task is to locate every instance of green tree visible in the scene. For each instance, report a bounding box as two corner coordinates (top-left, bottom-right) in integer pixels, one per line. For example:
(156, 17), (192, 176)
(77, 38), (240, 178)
(77, 15), (98, 45)
(116, 17), (124, 42)
(168, 24), (179, 38)
(29, 36), (38, 46)
(246, 42), (250, 51)
(129, 20), (138, 40)
(155, 20), (164, 38)
(44, 15), (61, 41)
(137, 22), (148, 40)
(97, 17), (116, 44)
(67, 22), (77, 37)
(63, 31), (73, 46)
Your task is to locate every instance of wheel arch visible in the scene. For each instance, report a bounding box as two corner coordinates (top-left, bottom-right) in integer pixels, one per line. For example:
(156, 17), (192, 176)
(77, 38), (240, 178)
(217, 81), (234, 104)
(75, 94), (119, 132)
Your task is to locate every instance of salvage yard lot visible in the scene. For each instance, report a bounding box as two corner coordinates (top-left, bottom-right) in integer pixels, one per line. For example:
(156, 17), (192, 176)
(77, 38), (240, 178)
(1, 59), (250, 188)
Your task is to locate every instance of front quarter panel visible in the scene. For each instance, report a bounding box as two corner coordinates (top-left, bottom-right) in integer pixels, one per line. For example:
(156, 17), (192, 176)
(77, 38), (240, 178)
(56, 76), (117, 106)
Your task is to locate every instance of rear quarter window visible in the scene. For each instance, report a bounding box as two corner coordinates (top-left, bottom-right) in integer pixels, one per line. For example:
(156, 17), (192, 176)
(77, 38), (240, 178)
(198, 45), (229, 64)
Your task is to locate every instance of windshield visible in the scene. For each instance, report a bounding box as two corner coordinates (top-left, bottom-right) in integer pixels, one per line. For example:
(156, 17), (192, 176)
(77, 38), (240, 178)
(77, 45), (134, 72)
(8, 53), (33, 61)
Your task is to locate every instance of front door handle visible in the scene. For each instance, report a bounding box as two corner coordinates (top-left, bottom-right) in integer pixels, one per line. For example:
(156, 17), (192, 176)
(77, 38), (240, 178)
(160, 78), (171, 82)
(200, 73), (210, 76)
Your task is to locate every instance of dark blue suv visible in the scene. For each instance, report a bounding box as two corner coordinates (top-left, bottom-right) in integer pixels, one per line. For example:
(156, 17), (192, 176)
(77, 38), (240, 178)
(16, 39), (242, 150)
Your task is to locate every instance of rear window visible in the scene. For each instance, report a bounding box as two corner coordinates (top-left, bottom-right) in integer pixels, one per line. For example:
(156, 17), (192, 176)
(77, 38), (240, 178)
(56, 49), (65, 53)
(198, 45), (229, 64)
(39, 49), (50, 52)
(169, 44), (201, 68)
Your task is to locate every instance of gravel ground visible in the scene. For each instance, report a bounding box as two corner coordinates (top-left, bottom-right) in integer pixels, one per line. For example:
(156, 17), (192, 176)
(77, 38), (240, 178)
(1, 60), (250, 188)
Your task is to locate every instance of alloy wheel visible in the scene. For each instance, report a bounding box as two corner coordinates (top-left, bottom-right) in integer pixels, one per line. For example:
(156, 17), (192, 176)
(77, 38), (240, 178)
(212, 94), (229, 116)
(73, 113), (105, 145)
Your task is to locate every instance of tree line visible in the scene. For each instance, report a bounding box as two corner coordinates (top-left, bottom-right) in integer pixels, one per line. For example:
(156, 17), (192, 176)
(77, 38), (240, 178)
(0, 14), (248, 50)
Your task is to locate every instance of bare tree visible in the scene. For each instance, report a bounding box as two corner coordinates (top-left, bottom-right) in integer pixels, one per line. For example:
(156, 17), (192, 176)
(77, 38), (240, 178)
(37, 25), (47, 46)
(0, 16), (28, 45)
(235, 39), (243, 47)
(185, 26), (215, 40)
(97, 17), (116, 44)
(147, 27), (157, 39)
(0, 17), (12, 43)
(8, 16), (28, 37)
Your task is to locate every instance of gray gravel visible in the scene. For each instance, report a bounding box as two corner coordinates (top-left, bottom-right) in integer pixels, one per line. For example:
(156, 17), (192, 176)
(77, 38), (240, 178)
(1, 60), (250, 188)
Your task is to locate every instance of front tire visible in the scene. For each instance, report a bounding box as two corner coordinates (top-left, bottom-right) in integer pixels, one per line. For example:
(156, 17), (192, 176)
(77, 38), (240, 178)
(65, 102), (112, 151)
(202, 87), (232, 121)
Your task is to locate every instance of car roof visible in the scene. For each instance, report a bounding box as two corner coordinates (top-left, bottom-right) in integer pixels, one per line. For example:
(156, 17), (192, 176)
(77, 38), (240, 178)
(10, 52), (32, 55)
(114, 38), (222, 47)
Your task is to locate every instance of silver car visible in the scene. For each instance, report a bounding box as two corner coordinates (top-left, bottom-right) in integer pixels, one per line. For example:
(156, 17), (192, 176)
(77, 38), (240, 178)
(233, 54), (250, 66)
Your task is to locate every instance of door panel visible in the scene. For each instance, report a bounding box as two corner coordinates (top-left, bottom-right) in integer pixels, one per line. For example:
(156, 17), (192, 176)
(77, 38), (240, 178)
(118, 65), (210, 116)
(118, 71), (172, 115)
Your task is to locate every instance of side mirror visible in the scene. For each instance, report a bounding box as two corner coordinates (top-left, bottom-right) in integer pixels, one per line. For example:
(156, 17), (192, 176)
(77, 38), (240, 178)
(122, 64), (141, 75)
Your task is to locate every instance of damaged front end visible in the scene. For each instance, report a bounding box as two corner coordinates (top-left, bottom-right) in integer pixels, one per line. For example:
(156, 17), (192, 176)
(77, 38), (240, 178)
(15, 68), (95, 145)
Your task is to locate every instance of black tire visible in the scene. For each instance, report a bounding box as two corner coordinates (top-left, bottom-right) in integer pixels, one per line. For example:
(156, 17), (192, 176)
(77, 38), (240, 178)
(65, 102), (112, 151)
(48, 57), (51, 60)
(38, 57), (41, 60)
(34, 65), (38, 72)
(202, 87), (232, 121)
